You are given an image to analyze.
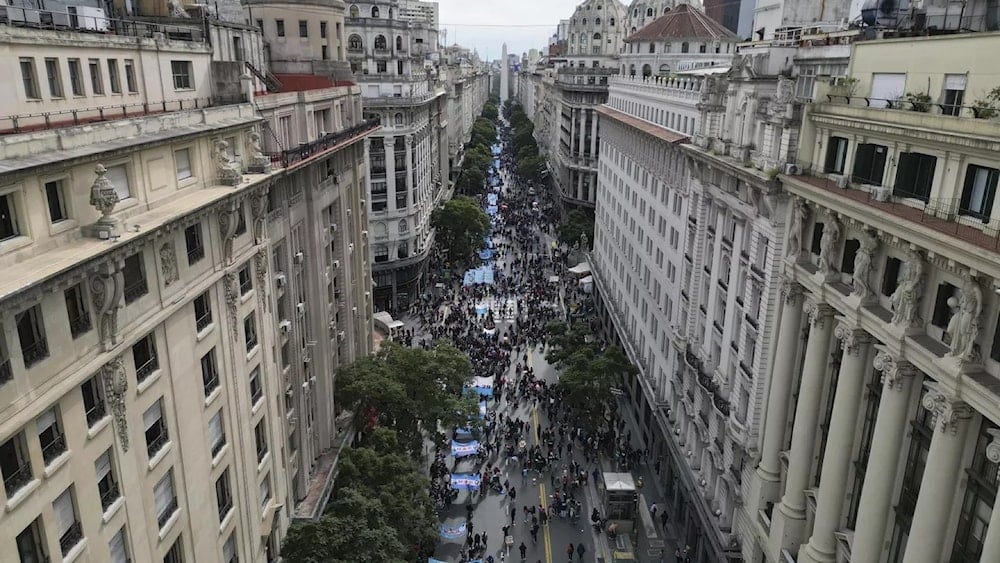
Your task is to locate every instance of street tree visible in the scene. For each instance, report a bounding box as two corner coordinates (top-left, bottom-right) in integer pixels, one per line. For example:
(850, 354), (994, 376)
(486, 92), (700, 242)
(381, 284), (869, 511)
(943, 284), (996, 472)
(281, 490), (407, 563)
(431, 196), (491, 265)
(558, 209), (595, 249)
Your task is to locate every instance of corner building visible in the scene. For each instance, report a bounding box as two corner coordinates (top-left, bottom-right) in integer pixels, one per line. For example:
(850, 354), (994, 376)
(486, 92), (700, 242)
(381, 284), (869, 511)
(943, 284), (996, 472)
(748, 31), (1000, 563)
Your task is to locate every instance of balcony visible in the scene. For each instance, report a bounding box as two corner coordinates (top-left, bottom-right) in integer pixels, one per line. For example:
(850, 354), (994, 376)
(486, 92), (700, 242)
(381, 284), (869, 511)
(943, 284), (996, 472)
(3, 459), (33, 496)
(158, 498), (179, 528)
(264, 118), (381, 169)
(0, 357), (12, 385)
(293, 416), (354, 522)
(59, 521), (83, 555)
(0, 6), (207, 42)
(21, 339), (49, 368)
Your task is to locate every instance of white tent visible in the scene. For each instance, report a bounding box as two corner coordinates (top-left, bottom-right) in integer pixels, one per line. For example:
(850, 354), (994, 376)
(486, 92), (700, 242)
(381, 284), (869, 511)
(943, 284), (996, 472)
(568, 262), (591, 276)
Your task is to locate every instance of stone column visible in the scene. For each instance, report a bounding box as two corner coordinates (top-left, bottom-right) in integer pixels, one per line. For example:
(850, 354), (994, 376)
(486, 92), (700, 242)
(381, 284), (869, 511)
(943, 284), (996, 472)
(578, 107), (587, 157)
(384, 136), (396, 211)
(769, 299), (835, 558)
(754, 279), (805, 487)
(800, 323), (872, 563)
(590, 109), (599, 159)
(568, 108), (576, 159)
(403, 134), (413, 209)
(901, 384), (974, 563)
(978, 430), (1000, 559)
(850, 351), (918, 563)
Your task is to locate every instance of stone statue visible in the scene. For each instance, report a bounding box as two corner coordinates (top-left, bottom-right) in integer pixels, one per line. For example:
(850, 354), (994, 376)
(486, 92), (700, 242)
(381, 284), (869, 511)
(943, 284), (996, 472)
(580, 232), (589, 251)
(100, 356), (129, 452)
(775, 75), (795, 106)
(167, 0), (190, 18)
(890, 248), (925, 326)
(159, 242), (179, 286)
(246, 131), (272, 173)
(90, 263), (124, 351)
(89, 164), (120, 219)
(852, 230), (878, 300)
(214, 139), (243, 186)
(818, 215), (841, 275)
(786, 199), (808, 259)
(947, 271), (983, 361)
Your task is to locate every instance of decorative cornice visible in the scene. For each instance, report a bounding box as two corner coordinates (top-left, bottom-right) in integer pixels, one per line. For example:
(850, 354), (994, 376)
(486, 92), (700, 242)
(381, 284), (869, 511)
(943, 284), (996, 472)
(100, 355), (129, 452)
(922, 383), (973, 434)
(779, 275), (803, 306)
(985, 429), (1000, 466)
(803, 299), (834, 329)
(872, 349), (916, 391)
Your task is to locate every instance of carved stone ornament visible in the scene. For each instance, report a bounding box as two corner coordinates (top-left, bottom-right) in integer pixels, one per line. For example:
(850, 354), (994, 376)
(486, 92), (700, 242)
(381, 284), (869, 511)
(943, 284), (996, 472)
(985, 429), (1000, 465)
(779, 276), (803, 306)
(249, 190), (268, 243)
(224, 272), (239, 340)
(946, 271), (983, 362)
(872, 350), (915, 391)
(100, 356), (129, 452)
(818, 213), (842, 276)
(89, 164), (120, 219)
(921, 383), (973, 434)
(834, 322), (869, 356)
(851, 230), (879, 301)
(804, 299), (832, 328)
(246, 131), (272, 173)
(255, 246), (269, 289)
(786, 198), (809, 260)
(218, 204), (240, 265)
(90, 263), (124, 351)
(890, 247), (925, 326)
(159, 242), (179, 286)
(214, 139), (243, 186)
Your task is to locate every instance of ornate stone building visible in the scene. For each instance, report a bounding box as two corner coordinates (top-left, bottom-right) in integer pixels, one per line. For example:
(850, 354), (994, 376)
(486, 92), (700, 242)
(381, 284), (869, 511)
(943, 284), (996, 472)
(621, 3), (736, 78)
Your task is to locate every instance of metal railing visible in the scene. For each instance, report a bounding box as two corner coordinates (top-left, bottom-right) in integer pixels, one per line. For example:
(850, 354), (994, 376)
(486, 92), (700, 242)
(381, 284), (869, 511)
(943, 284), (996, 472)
(22, 340), (49, 368)
(824, 94), (995, 119)
(100, 482), (121, 511)
(146, 429), (169, 458)
(85, 401), (107, 426)
(59, 521), (83, 555)
(264, 118), (380, 169)
(0, 358), (12, 385)
(1, 96), (247, 135)
(0, 6), (207, 42)
(69, 313), (92, 338)
(157, 498), (179, 528)
(41, 433), (66, 464)
(3, 459), (33, 496)
(124, 278), (149, 303)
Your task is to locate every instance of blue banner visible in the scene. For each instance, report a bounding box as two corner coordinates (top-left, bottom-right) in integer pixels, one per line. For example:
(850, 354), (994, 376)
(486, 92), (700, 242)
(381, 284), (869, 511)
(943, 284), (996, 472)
(487, 193), (498, 206)
(474, 385), (494, 397)
(429, 558), (448, 563)
(450, 473), (482, 490)
(479, 400), (488, 418)
(452, 440), (480, 458)
(440, 522), (467, 540)
(456, 427), (474, 439)
(479, 248), (495, 260)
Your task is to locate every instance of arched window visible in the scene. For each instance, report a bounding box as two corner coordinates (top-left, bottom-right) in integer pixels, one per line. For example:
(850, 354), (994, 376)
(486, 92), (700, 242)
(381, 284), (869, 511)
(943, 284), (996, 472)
(374, 245), (388, 263)
(631, 26), (637, 34)
(699, 43), (707, 53)
(681, 41), (689, 53)
(371, 6), (379, 18)
(593, 32), (601, 40)
(349, 4), (359, 17)
(620, 64), (626, 74)
(609, 17), (615, 26)
(597, 3), (602, 8)
(374, 35), (387, 49)
(393, 112), (403, 125)
(398, 219), (408, 234)
(664, 6), (671, 13)
(629, 64), (636, 76)
(664, 42), (672, 52)
(582, 18), (587, 25)
(648, 43), (655, 53)
(595, 17), (601, 25)
(642, 64), (652, 77)
(396, 35), (403, 50)
(659, 64), (670, 73)
(646, 8), (653, 16)
(348, 34), (363, 50)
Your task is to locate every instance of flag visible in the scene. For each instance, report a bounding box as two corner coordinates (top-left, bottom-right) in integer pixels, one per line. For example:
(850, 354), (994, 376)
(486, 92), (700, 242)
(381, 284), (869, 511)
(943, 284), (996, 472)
(452, 440), (480, 458)
(450, 473), (482, 490)
(440, 522), (468, 540)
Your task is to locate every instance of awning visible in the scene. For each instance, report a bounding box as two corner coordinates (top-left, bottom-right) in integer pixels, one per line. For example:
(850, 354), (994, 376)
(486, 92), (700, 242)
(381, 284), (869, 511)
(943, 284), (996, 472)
(568, 262), (591, 276)
(579, 275), (593, 285)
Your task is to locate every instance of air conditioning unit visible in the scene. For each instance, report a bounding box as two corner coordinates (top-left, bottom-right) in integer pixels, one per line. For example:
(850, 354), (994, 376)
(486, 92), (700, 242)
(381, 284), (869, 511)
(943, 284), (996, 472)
(338, 330), (346, 341)
(332, 175), (340, 185)
(296, 302), (306, 315)
(870, 184), (891, 202)
(364, 291), (371, 298)
(275, 272), (287, 288)
(352, 306), (358, 315)
(346, 208), (352, 216)
(834, 175), (849, 189)
(361, 230), (368, 238)
(302, 351), (311, 364)
(360, 199), (366, 207)
(349, 243), (355, 254)
(294, 251), (305, 264)
(279, 320), (291, 334)
(332, 260), (341, 269)
(330, 223), (338, 232)
(783, 163), (802, 176)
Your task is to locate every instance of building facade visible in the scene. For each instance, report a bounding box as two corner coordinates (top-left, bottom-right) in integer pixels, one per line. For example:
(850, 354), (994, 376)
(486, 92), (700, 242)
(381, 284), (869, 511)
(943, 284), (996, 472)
(748, 30), (1000, 563)
(620, 3), (737, 78)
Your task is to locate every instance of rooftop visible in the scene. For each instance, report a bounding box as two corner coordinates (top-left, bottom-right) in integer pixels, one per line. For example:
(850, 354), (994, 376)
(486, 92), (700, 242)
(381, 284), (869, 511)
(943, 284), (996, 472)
(596, 105), (690, 145)
(625, 4), (735, 43)
(268, 74), (356, 93)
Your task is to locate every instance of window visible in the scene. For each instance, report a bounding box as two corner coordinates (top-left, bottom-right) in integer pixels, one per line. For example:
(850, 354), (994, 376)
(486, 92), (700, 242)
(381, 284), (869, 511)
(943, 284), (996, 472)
(681, 41), (689, 53)
(0, 192), (19, 241)
(194, 292), (212, 331)
(841, 238), (860, 274)
(89, 58), (104, 94)
(259, 475), (271, 508)
(132, 332), (158, 382)
(209, 409), (226, 457)
(846, 371), (882, 528)
(124, 59), (137, 93)
(44, 179), (69, 223)
(17, 305), (49, 368)
(893, 152), (937, 202)
(377, 61), (387, 73)
(201, 348), (219, 396)
(215, 468), (234, 523)
(16, 517), (47, 563)
(170, 61), (193, 90)
(144, 399), (169, 458)
(175, 148), (192, 181)
(108, 59), (121, 93)
(275, 19), (285, 37)
(322, 45), (328, 60)
(951, 421), (998, 562)
(348, 34), (362, 50)
(882, 256), (903, 296)
(105, 163), (132, 201)
(374, 35), (387, 50)
(54, 487), (82, 555)
(1, 433), (33, 497)
(109, 527), (130, 563)
(296, 20), (308, 37)
(184, 223), (204, 264)
(61, 284), (92, 342)
(371, 6), (379, 17)
(942, 74), (967, 117)
(851, 143), (888, 186)
(932, 283), (957, 329)
(223, 534), (237, 563)
(235, 204), (247, 235)
(81, 374), (106, 426)
(238, 264), (253, 294)
(68, 59), (84, 96)
(45, 58), (63, 98)
(154, 471), (178, 529)
(320, 21), (327, 38)
(96, 449), (121, 511)
(959, 165), (999, 221)
(249, 366), (263, 406)
(824, 136), (848, 174)
(123, 253), (148, 303)
(20, 58), (40, 99)
(244, 312), (258, 352)
(254, 421), (268, 462)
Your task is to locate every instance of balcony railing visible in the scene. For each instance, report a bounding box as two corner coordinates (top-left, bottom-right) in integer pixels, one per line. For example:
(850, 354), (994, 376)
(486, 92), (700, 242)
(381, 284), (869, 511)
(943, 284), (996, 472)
(100, 482), (121, 511)
(0, 6), (207, 42)
(264, 118), (380, 169)
(59, 521), (83, 555)
(0, 357), (12, 385)
(69, 312), (92, 337)
(85, 401), (107, 426)
(824, 94), (996, 120)
(147, 431), (168, 458)
(157, 498), (179, 528)
(22, 339), (49, 368)
(3, 459), (33, 496)
(123, 277), (149, 303)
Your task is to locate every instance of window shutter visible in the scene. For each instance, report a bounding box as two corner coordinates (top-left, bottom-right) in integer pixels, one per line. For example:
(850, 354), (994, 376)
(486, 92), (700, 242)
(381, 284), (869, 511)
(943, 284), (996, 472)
(944, 74), (967, 90)
(154, 473), (173, 515)
(105, 165), (131, 201)
(223, 535), (236, 562)
(53, 489), (76, 535)
(37, 408), (57, 432)
(95, 450), (112, 480)
(144, 400), (162, 430)
(209, 411), (223, 449)
(109, 529), (128, 563)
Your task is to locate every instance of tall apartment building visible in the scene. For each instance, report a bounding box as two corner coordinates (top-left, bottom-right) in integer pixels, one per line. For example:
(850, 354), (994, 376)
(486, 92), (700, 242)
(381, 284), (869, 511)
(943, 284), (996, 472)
(748, 29), (1000, 563)
(345, 0), (451, 312)
(620, 4), (737, 78)
(0, 3), (376, 563)
(623, 0), (677, 36)
(441, 45), (491, 181)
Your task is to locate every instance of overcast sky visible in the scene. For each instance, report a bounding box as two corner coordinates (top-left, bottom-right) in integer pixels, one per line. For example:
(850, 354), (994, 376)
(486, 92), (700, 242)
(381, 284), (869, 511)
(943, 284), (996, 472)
(435, 0), (584, 60)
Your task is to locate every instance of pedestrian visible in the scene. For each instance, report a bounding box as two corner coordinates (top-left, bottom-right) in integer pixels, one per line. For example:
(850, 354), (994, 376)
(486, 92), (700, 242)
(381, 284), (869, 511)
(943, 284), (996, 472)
(510, 505), (518, 524)
(566, 543), (575, 562)
(576, 542), (586, 561)
(650, 502), (658, 519)
(519, 541), (527, 561)
(530, 523), (539, 544)
(660, 510), (668, 529)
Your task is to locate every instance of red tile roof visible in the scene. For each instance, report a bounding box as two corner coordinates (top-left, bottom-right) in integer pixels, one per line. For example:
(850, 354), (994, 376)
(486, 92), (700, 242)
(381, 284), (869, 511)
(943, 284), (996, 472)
(270, 74), (355, 93)
(597, 105), (690, 145)
(625, 4), (735, 42)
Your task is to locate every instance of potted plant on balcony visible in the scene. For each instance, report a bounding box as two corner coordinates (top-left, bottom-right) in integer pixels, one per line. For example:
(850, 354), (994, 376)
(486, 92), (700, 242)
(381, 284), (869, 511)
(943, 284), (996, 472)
(972, 86), (1000, 119)
(904, 91), (933, 112)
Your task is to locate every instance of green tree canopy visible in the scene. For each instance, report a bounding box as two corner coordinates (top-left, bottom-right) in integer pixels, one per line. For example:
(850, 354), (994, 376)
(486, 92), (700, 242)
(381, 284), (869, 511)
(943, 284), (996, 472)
(281, 492), (407, 563)
(558, 209), (595, 248)
(518, 155), (546, 182)
(431, 195), (491, 265)
(481, 103), (499, 121)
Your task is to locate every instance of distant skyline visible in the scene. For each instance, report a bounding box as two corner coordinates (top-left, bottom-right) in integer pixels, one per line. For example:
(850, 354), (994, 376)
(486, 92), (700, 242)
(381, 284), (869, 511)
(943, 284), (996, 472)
(435, 0), (585, 59)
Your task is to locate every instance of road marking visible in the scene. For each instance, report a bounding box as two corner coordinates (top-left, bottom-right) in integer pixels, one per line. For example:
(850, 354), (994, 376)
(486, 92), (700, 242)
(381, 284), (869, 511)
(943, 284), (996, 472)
(529, 350), (553, 563)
